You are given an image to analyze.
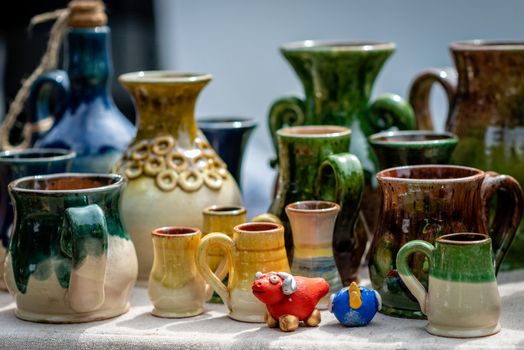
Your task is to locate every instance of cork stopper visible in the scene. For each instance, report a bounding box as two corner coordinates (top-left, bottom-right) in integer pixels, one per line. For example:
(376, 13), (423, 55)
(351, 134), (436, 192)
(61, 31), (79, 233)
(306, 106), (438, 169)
(68, 0), (107, 27)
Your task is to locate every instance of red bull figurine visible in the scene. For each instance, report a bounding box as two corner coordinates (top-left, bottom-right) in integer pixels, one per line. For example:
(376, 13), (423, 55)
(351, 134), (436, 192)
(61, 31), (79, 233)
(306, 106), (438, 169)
(252, 271), (330, 332)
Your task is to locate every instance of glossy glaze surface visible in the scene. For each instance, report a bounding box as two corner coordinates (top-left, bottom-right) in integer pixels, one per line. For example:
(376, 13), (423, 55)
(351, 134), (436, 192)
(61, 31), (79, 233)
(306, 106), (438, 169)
(409, 40), (524, 270)
(148, 227), (208, 318)
(330, 282), (381, 327)
(31, 27), (135, 173)
(369, 165), (522, 318)
(269, 126), (364, 285)
(5, 173), (137, 323)
(196, 222), (290, 323)
(397, 233), (501, 337)
(114, 71), (242, 282)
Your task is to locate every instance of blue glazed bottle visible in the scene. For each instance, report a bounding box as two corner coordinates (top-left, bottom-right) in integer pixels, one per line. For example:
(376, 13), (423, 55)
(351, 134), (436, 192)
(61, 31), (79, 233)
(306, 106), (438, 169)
(28, 2), (135, 172)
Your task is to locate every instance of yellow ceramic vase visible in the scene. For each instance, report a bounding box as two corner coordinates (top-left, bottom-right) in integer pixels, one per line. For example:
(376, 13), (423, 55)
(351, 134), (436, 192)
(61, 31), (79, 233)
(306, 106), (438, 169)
(148, 227), (210, 318)
(114, 71), (243, 282)
(196, 222), (290, 323)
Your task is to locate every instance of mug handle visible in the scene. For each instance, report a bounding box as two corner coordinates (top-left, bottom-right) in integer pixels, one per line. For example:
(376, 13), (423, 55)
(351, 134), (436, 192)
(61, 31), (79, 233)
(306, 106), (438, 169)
(481, 171), (524, 272)
(315, 153), (365, 284)
(408, 68), (457, 130)
(267, 96), (305, 167)
(26, 69), (71, 139)
(196, 233), (235, 311)
(61, 204), (108, 313)
(396, 240), (435, 315)
(369, 93), (416, 132)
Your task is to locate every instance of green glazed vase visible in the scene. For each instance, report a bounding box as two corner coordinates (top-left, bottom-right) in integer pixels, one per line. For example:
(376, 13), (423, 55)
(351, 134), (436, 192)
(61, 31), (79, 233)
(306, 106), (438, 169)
(5, 173), (138, 323)
(397, 233), (501, 338)
(368, 130), (458, 170)
(268, 40), (415, 236)
(269, 125), (365, 285)
(409, 40), (524, 270)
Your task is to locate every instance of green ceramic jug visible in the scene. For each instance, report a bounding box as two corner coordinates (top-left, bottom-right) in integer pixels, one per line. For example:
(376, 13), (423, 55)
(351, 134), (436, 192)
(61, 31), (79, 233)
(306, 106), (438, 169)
(268, 40), (415, 235)
(269, 125), (364, 285)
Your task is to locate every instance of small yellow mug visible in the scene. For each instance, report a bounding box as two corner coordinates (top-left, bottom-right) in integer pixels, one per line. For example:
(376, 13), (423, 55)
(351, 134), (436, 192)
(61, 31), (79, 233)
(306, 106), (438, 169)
(196, 222), (290, 322)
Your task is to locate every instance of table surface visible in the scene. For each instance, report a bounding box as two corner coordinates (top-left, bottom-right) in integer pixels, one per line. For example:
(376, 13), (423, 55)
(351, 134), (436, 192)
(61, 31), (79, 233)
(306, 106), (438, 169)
(1, 269), (524, 350)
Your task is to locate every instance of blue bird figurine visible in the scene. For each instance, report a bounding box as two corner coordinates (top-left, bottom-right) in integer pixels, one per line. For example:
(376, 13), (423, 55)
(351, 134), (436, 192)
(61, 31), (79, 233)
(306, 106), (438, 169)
(329, 282), (382, 326)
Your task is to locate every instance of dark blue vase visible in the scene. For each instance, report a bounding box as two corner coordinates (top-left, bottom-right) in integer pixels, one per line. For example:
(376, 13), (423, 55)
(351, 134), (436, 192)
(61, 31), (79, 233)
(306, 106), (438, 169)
(198, 117), (256, 188)
(0, 148), (75, 247)
(28, 26), (135, 172)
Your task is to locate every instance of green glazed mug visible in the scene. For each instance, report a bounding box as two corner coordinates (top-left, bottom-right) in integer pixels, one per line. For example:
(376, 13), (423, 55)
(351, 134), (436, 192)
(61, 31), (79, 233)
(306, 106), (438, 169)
(397, 233), (501, 338)
(269, 125), (365, 284)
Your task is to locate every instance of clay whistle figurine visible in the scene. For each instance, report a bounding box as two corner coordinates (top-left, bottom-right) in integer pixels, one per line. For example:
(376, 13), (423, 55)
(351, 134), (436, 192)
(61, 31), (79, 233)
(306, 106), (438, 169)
(252, 271), (330, 332)
(329, 282), (382, 326)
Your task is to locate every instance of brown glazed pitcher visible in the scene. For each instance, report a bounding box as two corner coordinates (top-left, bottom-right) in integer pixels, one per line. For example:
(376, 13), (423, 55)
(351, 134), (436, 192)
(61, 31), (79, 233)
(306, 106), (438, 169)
(368, 165), (522, 319)
(409, 40), (524, 270)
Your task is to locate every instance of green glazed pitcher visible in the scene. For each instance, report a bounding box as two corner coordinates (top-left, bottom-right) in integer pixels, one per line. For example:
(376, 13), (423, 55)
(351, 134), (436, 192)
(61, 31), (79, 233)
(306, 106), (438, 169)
(268, 40), (415, 235)
(397, 233), (501, 338)
(269, 125), (364, 285)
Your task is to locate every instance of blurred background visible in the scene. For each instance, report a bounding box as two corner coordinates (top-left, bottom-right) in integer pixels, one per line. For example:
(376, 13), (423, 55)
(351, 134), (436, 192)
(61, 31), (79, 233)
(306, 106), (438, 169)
(1, 0), (523, 216)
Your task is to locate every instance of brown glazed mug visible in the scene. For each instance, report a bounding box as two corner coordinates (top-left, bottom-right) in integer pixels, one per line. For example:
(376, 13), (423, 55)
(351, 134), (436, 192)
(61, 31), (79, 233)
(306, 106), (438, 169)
(368, 165), (523, 319)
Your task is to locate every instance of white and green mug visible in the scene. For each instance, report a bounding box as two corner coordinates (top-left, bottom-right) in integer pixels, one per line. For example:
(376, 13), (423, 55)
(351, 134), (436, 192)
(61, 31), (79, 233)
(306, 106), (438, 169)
(396, 233), (501, 338)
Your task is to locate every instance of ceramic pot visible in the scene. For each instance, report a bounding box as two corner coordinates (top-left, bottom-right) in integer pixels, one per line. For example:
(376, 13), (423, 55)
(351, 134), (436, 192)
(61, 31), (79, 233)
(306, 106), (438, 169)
(368, 165), (522, 319)
(269, 125), (364, 285)
(5, 173), (137, 323)
(285, 200), (341, 309)
(409, 40), (524, 270)
(397, 233), (501, 338)
(114, 71), (242, 282)
(148, 226), (209, 318)
(368, 130), (458, 170)
(0, 148), (75, 291)
(28, 23), (135, 172)
(198, 117), (257, 188)
(196, 222), (290, 323)
(268, 40), (416, 236)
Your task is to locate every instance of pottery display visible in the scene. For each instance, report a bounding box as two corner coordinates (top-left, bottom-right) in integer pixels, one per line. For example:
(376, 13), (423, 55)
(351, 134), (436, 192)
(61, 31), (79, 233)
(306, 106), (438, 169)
(114, 71), (242, 282)
(269, 125), (364, 285)
(268, 40), (416, 236)
(329, 282), (382, 327)
(409, 40), (524, 270)
(397, 233), (501, 338)
(285, 200), (341, 309)
(4, 173), (137, 323)
(0, 148), (75, 291)
(28, 1), (135, 172)
(198, 117), (257, 188)
(196, 222), (290, 323)
(148, 226), (210, 318)
(368, 130), (458, 169)
(252, 271), (329, 332)
(368, 165), (522, 319)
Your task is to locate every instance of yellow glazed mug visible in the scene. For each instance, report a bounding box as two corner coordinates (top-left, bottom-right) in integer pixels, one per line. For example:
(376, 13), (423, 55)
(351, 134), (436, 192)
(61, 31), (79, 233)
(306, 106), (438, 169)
(148, 226), (212, 318)
(196, 222), (290, 322)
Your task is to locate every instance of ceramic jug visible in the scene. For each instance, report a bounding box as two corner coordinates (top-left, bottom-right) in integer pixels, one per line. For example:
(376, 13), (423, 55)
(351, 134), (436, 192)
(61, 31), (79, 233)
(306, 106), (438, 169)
(0, 148), (75, 291)
(368, 165), (522, 319)
(285, 200), (341, 309)
(148, 226), (210, 318)
(196, 222), (290, 323)
(5, 173), (138, 323)
(409, 40), (524, 270)
(114, 71), (242, 282)
(27, 1), (135, 172)
(198, 117), (257, 189)
(368, 130), (458, 170)
(397, 233), (501, 338)
(269, 125), (364, 285)
(268, 40), (416, 236)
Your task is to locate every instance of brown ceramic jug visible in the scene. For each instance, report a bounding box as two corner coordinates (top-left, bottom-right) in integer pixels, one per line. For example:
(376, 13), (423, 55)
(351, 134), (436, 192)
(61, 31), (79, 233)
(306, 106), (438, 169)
(368, 165), (522, 319)
(409, 40), (524, 270)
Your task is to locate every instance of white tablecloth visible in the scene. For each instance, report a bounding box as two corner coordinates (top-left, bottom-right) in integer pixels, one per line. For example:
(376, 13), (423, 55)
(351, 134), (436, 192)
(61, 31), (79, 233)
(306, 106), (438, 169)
(1, 270), (524, 349)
